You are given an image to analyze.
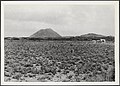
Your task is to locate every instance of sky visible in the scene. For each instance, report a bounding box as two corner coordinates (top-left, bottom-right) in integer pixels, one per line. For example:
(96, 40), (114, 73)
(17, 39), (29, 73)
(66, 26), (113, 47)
(4, 4), (115, 37)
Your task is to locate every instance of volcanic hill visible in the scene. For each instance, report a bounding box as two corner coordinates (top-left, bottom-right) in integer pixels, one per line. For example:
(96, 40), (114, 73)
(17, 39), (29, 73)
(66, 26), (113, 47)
(80, 33), (106, 38)
(30, 28), (61, 38)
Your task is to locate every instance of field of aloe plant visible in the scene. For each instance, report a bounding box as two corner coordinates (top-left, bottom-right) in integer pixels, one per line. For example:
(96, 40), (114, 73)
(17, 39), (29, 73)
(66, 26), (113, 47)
(4, 40), (115, 82)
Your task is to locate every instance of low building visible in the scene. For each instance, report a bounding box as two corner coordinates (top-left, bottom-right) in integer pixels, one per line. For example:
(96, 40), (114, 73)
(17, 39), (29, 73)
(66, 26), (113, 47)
(92, 39), (106, 43)
(100, 39), (106, 43)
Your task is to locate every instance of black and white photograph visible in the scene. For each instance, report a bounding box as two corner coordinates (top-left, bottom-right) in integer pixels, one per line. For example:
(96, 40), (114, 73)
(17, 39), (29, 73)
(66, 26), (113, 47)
(1, 1), (119, 85)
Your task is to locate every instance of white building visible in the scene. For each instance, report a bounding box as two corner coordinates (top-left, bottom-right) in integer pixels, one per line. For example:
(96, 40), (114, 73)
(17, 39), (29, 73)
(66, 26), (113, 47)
(92, 39), (106, 43)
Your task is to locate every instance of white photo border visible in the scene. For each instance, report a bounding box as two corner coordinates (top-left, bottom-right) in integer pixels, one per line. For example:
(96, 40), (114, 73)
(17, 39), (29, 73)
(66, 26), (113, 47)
(1, 1), (119, 85)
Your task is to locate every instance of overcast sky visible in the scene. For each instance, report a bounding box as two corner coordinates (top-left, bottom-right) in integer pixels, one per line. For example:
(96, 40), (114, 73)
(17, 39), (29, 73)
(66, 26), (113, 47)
(4, 4), (115, 37)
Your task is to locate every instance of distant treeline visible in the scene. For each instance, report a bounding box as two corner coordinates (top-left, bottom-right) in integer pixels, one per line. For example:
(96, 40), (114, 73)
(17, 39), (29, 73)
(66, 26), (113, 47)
(4, 36), (114, 42)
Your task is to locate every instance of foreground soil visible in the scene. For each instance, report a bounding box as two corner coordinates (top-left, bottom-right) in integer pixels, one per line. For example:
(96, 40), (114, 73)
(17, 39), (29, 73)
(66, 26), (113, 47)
(4, 40), (115, 82)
